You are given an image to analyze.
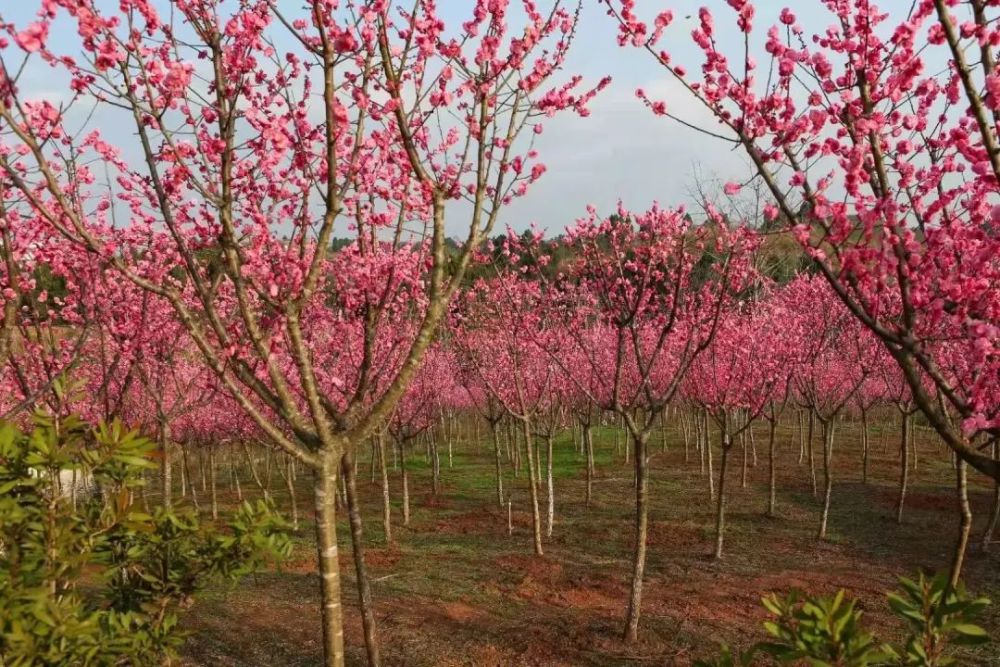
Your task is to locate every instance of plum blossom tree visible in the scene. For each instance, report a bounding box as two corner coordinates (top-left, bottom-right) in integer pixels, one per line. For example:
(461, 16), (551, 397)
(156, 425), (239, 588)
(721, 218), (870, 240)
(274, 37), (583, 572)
(606, 0), (1000, 482)
(519, 204), (759, 640)
(0, 2), (604, 664)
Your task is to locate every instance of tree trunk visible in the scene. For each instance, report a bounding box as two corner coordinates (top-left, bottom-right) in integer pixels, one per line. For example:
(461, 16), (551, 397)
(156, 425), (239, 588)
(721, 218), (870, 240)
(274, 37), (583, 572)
(797, 410), (805, 464)
(861, 408), (869, 485)
(660, 411), (668, 453)
(950, 459), (972, 588)
(200, 449), (208, 493)
(896, 411), (910, 524)
(210, 447), (218, 521)
(243, 443), (272, 502)
(521, 418), (544, 556)
(282, 456), (299, 530)
(983, 442), (1000, 551)
(706, 419), (715, 502)
(623, 430), (649, 643)
(430, 435), (440, 496)
(378, 433), (392, 544)
(817, 420), (835, 540)
(698, 409), (706, 475)
(740, 432), (748, 489)
(545, 434), (554, 538)
(342, 452), (381, 667)
(714, 437), (730, 559)
(807, 409), (817, 497)
(182, 443), (200, 512)
(585, 424), (594, 507)
(314, 456), (346, 667)
(491, 423), (504, 511)
(398, 439), (410, 527)
(767, 418), (777, 518)
(160, 421), (172, 509)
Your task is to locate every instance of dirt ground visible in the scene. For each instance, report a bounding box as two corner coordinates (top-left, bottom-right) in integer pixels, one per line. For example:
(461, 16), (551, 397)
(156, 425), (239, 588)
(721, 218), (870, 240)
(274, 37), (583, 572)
(178, 420), (1000, 666)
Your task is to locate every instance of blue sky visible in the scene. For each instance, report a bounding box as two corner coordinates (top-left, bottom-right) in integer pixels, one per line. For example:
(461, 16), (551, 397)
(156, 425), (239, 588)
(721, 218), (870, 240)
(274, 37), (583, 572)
(3, 1), (906, 235)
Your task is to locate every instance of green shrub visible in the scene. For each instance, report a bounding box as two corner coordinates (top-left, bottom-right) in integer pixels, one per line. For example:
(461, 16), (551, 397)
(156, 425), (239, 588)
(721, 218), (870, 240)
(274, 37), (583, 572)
(696, 572), (990, 667)
(0, 414), (291, 666)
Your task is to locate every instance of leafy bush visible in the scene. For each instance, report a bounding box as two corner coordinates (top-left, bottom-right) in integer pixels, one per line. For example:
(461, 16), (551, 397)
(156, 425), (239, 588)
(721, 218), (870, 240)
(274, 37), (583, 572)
(0, 414), (291, 666)
(695, 572), (990, 667)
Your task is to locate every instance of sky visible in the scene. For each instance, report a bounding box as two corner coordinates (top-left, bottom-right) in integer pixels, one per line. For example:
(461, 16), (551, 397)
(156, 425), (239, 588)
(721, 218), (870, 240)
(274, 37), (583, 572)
(2, 1), (900, 236)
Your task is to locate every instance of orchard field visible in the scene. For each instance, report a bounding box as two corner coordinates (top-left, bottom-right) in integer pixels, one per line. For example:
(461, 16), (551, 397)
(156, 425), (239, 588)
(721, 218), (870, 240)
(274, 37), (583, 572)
(2, 1), (1000, 667)
(173, 419), (1000, 666)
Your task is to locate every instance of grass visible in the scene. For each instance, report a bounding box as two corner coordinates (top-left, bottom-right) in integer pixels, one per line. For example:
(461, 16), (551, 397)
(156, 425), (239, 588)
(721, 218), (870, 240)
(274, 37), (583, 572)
(176, 417), (1000, 666)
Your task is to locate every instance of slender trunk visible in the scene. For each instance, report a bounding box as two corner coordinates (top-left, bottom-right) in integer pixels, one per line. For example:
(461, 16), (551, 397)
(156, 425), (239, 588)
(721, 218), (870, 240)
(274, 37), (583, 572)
(797, 410), (805, 464)
(897, 411), (910, 524)
(682, 412), (691, 463)
(767, 418), (777, 518)
(749, 423), (757, 466)
(210, 447), (218, 521)
(521, 418), (543, 556)
(807, 409), (817, 497)
(623, 431), (649, 643)
(585, 424), (594, 507)
(398, 440), (410, 527)
(448, 432), (453, 468)
(342, 452), (380, 667)
(623, 416), (630, 465)
(714, 437), (730, 559)
(283, 456), (299, 530)
(200, 449), (208, 493)
(706, 414), (715, 502)
(950, 459), (972, 588)
(160, 421), (172, 509)
(182, 443), (200, 512)
(378, 433), (392, 544)
(817, 420), (835, 540)
(243, 443), (272, 502)
(861, 408), (869, 485)
(314, 456), (346, 667)
(507, 496), (513, 536)
(740, 432), (748, 489)
(430, 435), (440, 496)
(491, 423), (504, 511)
(697, 409), (706, 474)
(545, 434), (554, 538)
(983, 442), (1000, 551)
(234, 465), (243, 502)
(660, 411), (668, 453)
